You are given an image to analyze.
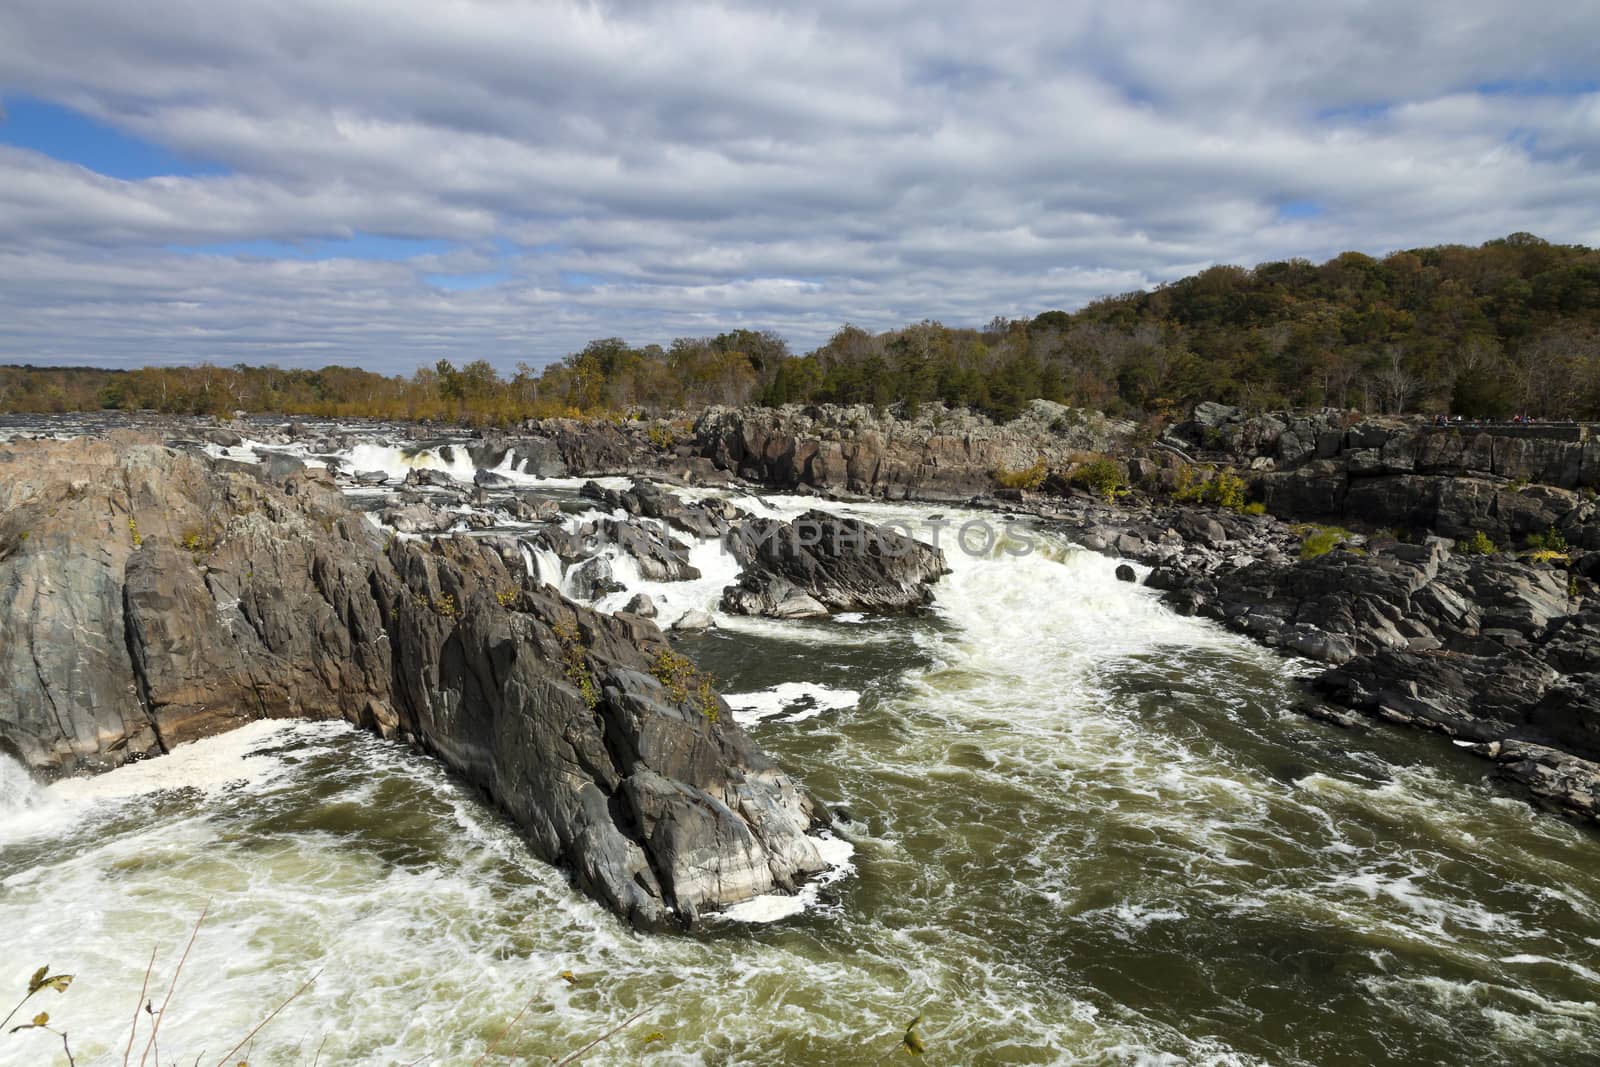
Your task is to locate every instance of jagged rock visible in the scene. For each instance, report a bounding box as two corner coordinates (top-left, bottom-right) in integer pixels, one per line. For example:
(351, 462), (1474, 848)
(624, 593), (658, 618)
(509, 494), (561, 523)
(353, 469), (392, 486)
(473, 469), (515, 489)
(720, 510), (947, 617)
(569, 555), (625, 599)
(403, 467), (457, 488)
(695, 403), (1136, 500)
(380, 503), (457, 535)
(1477, 740), (1600, 820)
(0, 436), (830, 928)
(580, 478), (733, 539)
(596, 518), (701, 582)
(1192, 401), (1241, 428)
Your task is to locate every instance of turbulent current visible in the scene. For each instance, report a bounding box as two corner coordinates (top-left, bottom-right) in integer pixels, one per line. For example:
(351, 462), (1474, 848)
(3, 445), (1600, 1066)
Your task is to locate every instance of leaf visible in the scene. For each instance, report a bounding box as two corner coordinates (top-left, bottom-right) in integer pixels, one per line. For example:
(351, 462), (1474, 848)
(902, 1014), (926, 1057)
(558, 970), (578, 985)
(641, 1031), (665, 1043)
(31, 1012), (48, 1027)
(25, 968), (72, 996)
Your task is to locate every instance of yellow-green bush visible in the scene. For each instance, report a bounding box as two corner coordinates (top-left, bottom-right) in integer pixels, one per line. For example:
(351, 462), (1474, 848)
(1069, 457), (1127, 501)
(994, 458), (1048, 491)
(1299, 525), (1355, 560)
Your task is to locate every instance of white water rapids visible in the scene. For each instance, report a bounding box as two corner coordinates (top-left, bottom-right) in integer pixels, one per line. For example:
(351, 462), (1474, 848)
(3, 440), (1599, 1066)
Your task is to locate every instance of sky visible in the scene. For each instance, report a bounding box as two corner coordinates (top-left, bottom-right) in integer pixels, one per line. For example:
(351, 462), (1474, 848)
(1, 1), (1598, 372)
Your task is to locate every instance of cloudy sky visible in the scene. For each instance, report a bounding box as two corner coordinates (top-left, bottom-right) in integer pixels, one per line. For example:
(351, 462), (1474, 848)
(2, 1), (1598, 372)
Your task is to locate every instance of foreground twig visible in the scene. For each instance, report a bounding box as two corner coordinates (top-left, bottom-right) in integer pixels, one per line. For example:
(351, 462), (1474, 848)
(552, 1010), (646, 1066)
(123, 944), (158, 1067)
(211, 968), (321, 1067)
(138, 903), (209, 1067)
(469, 994), (540, 1067)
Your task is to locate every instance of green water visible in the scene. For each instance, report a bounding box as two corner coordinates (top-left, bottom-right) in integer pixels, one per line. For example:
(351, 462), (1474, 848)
(2, 514), (1598, 1067)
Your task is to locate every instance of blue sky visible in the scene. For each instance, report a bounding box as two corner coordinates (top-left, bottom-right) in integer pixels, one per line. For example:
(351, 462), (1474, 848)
(0, 0), (1597, 371)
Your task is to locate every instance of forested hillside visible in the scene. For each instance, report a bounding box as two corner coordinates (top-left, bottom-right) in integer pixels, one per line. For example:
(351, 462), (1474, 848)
(5, 234), (1599, 423)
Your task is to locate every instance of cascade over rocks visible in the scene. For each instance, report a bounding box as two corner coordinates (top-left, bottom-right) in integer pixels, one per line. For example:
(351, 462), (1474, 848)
(0, 435), (830, 928)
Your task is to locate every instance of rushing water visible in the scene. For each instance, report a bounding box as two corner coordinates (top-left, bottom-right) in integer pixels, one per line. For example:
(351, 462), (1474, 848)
(4, 471), (1600, 1067)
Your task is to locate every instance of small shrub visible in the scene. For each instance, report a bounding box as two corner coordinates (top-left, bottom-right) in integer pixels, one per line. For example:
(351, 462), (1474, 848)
(1300, 525), (1355, 560)
(128, 517), (142, 547)
(994, 458), (1048, 491)
(1506, 479), (1529, 493)
(431, 593), (459, 618)
(1570, 577), (1581, 598)
(646, 423), (684, 450)
(1526, 526), (1570, 554)
(1174, 464), (1248, 510)
(651, 648), (720, 723)
(1206, 468), (1248, 510)
(495, 588), (520, 608)
(1457, 530), (1497, 555)
(1242, 501), (1267, 516)
(1069, 457), (1127, 501)
(554, 619), (597, 708)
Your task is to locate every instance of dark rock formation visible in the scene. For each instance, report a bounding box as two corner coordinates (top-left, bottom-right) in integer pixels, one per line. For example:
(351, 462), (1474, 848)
(1163, 407), (1600, 546)
(580, 478), (739, 539)
(0, 435), (830, 927)
(721, 510), (948, 617)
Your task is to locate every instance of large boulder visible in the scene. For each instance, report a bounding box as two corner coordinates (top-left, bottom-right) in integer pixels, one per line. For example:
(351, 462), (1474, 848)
(720, 510), (947, 617)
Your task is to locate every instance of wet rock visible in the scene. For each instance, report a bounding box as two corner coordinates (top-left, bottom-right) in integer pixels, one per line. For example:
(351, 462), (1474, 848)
(473, 469), (516, 489)
(623, 593), (658, 618)
(720, 509), (947, 617)
(673, 610), (716, 631)
(509, 494), (561, 523)
(1115, 563), (1137, 582)
(403, 467), (457, 489)
(581, 478), (733, 539)
(569, 555), (625, 600)
(597, 518), (701, 582)
(380, 503), (457, 535)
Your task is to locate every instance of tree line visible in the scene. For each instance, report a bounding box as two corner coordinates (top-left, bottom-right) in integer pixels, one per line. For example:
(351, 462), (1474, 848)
(4, 234), (1599, 424)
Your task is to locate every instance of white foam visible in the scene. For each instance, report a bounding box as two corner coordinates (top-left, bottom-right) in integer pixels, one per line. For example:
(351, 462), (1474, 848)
(724, 683), (862, 725)
(343, 442), (477, 483)
(720, 832), (857, 924)
(48, 720), (328, 803)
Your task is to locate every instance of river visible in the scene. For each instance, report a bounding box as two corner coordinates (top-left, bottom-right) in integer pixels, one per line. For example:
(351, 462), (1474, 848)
(2, 459), (1598, 1066)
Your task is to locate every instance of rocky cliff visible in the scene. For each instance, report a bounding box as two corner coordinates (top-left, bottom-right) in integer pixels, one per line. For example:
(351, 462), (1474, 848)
(1163, 404), (1600, 548)
(0, 435), (831, 927)
(694, 401), (1136, 500)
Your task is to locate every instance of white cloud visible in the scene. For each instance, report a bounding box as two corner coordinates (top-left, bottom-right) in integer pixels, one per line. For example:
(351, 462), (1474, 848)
(0, 0), (1597, 369)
